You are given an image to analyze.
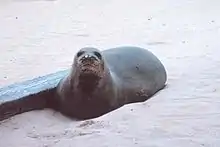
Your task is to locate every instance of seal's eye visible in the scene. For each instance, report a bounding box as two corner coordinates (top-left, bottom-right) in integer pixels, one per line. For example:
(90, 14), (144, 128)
(94, 51), (102, 59)
(77, 51), (85, 57)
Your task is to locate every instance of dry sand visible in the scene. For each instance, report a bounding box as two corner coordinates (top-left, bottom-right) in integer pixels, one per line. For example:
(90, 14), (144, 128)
(0, 0), (220, 146)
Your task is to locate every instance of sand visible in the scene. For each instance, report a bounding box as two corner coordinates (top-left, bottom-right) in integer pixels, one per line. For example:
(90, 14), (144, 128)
(0, 0), (220, 146)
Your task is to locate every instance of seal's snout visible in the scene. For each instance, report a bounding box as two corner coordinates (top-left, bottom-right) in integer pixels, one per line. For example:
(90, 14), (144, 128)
(80, 54), (98, 64)
(76, 48), (102, 64)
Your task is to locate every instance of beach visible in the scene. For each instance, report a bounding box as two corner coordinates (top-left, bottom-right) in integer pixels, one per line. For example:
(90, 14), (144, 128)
(0, 0), (220, 146)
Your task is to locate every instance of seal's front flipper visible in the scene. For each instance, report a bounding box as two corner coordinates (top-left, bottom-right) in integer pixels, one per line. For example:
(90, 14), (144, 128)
(0, 88), (56, 121)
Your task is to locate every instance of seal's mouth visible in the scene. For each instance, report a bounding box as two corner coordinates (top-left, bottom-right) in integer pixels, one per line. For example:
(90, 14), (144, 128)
(78, 53), (103, 76)
(77, 55), (103, 92)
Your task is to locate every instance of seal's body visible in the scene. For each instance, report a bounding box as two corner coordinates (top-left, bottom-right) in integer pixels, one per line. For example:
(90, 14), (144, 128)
(55, 46), (167, 119)
(0, 46), (167, 121)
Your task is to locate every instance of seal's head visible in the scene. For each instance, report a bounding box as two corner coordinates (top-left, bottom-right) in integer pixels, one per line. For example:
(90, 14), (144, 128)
(71, 47), (107, 93)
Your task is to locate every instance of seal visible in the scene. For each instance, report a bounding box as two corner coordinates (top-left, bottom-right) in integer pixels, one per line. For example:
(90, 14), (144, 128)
(0, 46), (167, 121)
(53, 46), (167, 120)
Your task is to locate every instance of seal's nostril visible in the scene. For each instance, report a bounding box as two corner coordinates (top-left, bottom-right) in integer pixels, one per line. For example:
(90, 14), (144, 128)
(80, 55), (97, 63)
(84, 55), (97, 60)
(90, 56), (98, 61)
